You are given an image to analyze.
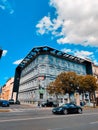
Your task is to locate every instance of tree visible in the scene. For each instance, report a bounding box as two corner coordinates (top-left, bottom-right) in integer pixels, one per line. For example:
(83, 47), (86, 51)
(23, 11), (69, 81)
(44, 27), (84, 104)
(47, 72), (98, 106)
(80, 75), (98, 100)
(76, 75), (86, 101)
(47, 81), (57, 94)
(47, 81), (61, 105)
(47, 71), (79, 101)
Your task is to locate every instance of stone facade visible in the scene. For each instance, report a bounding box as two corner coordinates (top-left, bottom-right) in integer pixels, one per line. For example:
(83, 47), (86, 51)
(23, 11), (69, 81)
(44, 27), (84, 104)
(13, 46), (93, 104)
(1, 77), (14, 100)
(92, 64), (98, 98)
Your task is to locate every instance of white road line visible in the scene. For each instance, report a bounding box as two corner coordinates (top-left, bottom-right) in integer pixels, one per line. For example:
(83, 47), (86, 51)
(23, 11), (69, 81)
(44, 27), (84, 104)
(0, 112), (98, 123)
(48, 128), (62, 130)
(90, 121), (98, 124)
(0, 115), (62, 123)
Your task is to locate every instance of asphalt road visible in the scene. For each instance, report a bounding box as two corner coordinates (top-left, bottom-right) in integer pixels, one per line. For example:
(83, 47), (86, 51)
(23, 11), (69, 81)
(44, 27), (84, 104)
(0, 105), (98, 130)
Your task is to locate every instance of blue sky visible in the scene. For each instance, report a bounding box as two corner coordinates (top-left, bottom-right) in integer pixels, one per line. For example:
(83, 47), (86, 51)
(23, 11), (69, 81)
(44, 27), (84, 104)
(0, 0), (98, 86)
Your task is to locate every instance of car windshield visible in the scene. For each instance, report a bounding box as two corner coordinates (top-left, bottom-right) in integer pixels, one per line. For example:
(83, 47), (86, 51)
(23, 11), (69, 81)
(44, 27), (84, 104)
(1, 100), (8, 102)
(61, 104), (68, 107)
(60, 103), (76, 107)
(9, 99), (14, 101)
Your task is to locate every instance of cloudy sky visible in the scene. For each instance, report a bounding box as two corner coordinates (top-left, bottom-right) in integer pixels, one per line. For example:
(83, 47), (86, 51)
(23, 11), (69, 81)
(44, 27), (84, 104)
(0, 0), (98, 86)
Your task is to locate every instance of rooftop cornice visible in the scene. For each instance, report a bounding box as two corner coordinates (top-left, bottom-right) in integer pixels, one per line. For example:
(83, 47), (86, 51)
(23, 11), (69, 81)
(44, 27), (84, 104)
(17, 46), (91, 69)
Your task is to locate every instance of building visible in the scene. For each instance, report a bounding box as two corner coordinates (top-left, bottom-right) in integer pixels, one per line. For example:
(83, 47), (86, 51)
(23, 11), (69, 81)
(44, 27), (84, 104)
(92, 64), (98, 97)
(13, 46), (93, 104)
(0, 48), (3, 98)
(0, 87), (3, 99)
(1, 77), (14, 100)
(92, 64), (98, 79)
(92, 64), (98, 105)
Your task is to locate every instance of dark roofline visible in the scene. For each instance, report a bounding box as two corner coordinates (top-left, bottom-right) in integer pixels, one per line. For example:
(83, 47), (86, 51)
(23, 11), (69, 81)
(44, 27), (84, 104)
(17, 46), (92, 69)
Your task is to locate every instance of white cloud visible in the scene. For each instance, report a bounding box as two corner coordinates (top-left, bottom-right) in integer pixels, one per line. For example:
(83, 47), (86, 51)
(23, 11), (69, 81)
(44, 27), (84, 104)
(13, 59), (23, 65)
(93, 60), (98, 65)
(61, 48), (72, 53)
(9, 9), (14, 14)
(74, 50), (93, 60)
(36, 16), (54, 35)
(0, 0), (14, 14)
(2, 50), (8, 56)
(61, 47), (96, 62)
(0, 5), (5, 10)
(36, 0), (98, 47)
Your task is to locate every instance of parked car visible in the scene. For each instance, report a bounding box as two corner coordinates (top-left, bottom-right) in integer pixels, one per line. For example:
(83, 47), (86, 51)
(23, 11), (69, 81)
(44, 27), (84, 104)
(9, 99), (14, 104)
(0, 100), (10, 107)
(41, 101), (58, 107)
(80, 101), (86, 106)
(15, 100), (20, 105)
(52, 103), (82, 114)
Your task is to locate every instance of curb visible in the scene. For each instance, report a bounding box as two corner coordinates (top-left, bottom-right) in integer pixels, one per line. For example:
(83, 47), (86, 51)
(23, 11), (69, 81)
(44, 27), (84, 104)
(0, 109), (11, 112)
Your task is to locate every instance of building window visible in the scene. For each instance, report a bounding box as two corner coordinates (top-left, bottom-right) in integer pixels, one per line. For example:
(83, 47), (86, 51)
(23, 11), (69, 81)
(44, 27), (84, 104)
(40, 93), (43, 99)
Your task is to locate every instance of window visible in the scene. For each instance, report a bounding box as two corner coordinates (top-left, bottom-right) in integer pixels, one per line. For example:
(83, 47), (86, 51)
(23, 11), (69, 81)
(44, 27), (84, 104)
(40, 93), (43, 99)
(69, 104), (75, 107)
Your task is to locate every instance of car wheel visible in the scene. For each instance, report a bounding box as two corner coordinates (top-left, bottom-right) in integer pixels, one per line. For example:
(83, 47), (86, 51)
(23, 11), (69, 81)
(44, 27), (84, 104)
(78, 109), (82, 114)
(64, 109), (68, 115)
(52, 112), (55, 114)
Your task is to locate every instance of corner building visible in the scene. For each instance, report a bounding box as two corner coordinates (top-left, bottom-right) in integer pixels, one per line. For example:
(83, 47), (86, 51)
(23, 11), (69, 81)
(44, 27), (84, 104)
(13, 46), (93, 104)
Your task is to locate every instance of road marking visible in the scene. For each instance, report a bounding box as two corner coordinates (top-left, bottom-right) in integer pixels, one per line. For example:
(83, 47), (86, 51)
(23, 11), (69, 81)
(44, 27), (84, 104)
(48, 128), (63, 130)
(90, 121), (98, 124)
(0, 115), (64, 123)
(0, 112), (98, 123)
(10, 108), (52, 112)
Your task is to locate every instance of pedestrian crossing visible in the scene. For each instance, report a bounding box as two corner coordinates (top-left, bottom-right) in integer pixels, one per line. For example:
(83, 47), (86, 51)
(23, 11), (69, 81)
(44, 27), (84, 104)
(10, 107), (52, 112)
(10, 108), (36, 112)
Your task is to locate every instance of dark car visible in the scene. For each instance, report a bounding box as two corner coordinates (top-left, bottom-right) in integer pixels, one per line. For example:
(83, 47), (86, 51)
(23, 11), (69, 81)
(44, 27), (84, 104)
(9, 99), (14, 104)
(0, 100), (10, 107)
(80, 101), (86, 106)
(15, 100), (20, 105)
(52, 103), (82, 114)
(41, 101), (58, 107)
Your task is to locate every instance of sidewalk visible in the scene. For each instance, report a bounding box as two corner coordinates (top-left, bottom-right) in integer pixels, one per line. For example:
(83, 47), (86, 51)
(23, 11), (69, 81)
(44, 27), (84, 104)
(0, 103), (98, 113)
(0, 103), (52, 113)
(83, 105), (98, 110)
(0, 109), (10, 112)
(21, 103), (52, 110)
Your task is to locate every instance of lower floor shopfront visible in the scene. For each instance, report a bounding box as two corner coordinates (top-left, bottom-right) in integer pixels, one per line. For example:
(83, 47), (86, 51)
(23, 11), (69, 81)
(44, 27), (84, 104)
(18, 88), (94, 107)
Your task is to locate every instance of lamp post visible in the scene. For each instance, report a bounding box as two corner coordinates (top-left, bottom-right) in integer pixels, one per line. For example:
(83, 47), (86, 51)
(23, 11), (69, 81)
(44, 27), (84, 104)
(75, 87), (80, 106)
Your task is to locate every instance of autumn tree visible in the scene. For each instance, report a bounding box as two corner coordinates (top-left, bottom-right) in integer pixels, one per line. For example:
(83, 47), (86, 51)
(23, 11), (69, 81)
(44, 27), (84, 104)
(47, 72), (98, 105)
(47, 71), (79, 98)
(47, 80), (63, 102)
(80, 75), (98, 101)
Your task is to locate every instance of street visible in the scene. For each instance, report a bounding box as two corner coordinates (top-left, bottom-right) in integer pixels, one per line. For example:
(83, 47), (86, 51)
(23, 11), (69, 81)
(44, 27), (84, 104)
(0, 105), (98, 130)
